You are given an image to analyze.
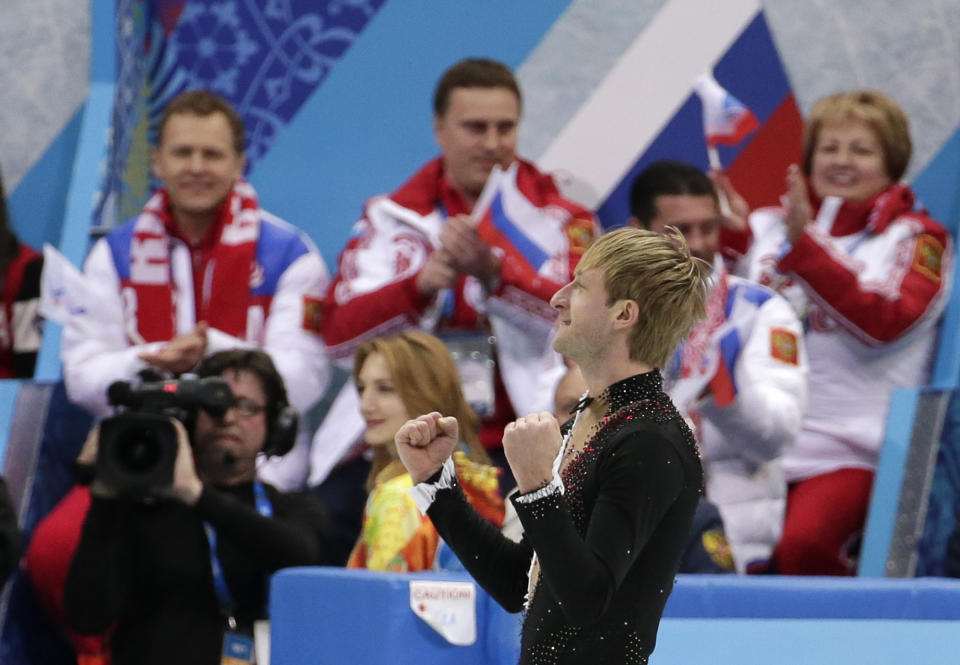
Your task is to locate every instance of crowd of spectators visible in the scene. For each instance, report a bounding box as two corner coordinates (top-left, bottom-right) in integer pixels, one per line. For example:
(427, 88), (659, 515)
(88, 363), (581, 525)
(0, 53), (955, 664)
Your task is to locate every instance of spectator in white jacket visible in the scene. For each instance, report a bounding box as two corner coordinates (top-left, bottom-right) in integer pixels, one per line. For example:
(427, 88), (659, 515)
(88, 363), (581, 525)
(629, 160), (808, 572)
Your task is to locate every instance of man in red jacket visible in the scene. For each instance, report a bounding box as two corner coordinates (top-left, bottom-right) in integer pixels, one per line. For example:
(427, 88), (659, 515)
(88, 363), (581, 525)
(315, 59), (598, 494)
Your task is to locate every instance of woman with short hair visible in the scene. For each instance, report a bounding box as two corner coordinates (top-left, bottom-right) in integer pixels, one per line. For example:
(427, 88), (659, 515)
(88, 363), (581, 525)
(719, 90), (953, 574)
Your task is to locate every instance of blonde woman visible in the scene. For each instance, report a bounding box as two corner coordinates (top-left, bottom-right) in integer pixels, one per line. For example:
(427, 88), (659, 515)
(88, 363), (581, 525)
(347, 331), (503, 572)
(715, 90), (953, 574)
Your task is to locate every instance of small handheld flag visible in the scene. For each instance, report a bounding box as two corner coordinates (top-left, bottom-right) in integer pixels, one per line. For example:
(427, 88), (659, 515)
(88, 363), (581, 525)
(40, 244), (146, 345)
(471, 164), (566, 275)
(694, 72), (759, 151)
(694, 72), (759, 215)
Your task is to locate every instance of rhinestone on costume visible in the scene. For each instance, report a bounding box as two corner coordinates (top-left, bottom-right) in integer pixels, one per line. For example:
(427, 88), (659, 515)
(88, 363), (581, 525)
(555, 371), (698, 534)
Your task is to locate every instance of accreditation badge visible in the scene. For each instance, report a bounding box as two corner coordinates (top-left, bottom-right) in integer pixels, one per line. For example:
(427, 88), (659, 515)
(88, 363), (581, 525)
(442, 333), (496, 418)
(221, 631), (255, 665)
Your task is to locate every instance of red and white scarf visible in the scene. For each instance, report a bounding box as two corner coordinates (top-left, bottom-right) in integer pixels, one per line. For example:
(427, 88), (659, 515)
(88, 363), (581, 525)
(125, 180), (260, 343)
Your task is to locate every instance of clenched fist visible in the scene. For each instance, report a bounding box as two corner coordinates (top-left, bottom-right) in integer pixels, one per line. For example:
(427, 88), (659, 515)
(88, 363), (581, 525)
(503, 412), (563, 493)
(395, 412), (459, 483)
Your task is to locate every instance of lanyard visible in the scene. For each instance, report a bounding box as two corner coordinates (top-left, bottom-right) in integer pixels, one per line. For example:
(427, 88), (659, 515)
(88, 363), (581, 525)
(435, 203), (458, 319)
(204, 480), (273, 614)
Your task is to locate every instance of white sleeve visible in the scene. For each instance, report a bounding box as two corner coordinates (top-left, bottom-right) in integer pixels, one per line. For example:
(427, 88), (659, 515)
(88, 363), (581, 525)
(256, 429), (312, 491)
(408, 456), (457, 514)
(488, 312), (566, 419)
(696, 294), (808, 465)
(223, 243), (333, 492)
(260, 250), (331, 415)
(307, 381), (365, 487)
(60, 239), (163, 417)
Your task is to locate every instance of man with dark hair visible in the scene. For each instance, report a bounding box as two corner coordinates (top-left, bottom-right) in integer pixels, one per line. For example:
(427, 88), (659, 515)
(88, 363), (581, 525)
(58, 349), (325, 665)
(61, 89), (329, 489)
(628, 161), (718, 242)
(432, 58), (522, 118)
(319, 58), (598, 492)
(629, 160), (808, 572)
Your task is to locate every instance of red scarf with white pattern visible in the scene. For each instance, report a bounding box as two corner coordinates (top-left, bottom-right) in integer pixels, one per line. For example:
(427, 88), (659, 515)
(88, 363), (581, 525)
(124, 180), (259, 343)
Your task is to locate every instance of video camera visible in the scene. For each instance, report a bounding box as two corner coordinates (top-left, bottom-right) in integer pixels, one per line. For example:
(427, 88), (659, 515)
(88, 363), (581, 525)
(96, 375), (234, 497)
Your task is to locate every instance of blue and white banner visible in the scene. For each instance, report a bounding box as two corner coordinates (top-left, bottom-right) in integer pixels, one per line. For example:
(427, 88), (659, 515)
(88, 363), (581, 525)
(97, 0), (387, 230)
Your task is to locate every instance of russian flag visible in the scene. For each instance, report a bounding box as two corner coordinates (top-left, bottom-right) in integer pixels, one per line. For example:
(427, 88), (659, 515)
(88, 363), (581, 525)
(472, 164), (566, 276)
(545, 8), (804, 228)
(709, 328), (742, 407)
(664, 324), (741, 409)
(694, 72), (759, 147)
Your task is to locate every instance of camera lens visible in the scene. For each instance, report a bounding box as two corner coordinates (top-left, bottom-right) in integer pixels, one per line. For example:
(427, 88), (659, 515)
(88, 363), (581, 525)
(117, 428), (164, 474)
(97, 413), (179, 496)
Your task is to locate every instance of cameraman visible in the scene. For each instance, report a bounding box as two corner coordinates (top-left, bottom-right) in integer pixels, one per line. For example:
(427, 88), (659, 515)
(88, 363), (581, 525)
(61, 350), (325, 665)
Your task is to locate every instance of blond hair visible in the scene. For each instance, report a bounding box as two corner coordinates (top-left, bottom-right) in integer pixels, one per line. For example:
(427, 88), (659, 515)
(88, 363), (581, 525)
(803, 90), (911, 182)
(576, 227), (709, 368)
(354, 331), (487, 490)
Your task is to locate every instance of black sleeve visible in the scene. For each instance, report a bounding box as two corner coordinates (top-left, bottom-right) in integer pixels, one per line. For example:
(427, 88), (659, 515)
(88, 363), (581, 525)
(196, 485), (324, 570)
(0, 477), (21, 587)
(512, 432), (684, 627)
(12, 255), (42, 378)
(427, 481), (532, 613)
(64, 497), (137, 634)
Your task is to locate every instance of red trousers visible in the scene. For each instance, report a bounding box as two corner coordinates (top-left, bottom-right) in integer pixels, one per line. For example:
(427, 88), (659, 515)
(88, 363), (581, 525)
(771, 468), (875, 575)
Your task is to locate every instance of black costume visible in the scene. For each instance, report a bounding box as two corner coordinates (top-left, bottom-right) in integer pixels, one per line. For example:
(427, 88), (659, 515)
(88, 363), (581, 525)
(64, 481), (324, 665)
(424, 371), (702, 664)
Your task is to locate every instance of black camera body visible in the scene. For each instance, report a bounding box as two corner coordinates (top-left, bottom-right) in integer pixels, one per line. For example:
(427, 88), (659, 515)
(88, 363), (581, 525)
(96, 376), (234, 497)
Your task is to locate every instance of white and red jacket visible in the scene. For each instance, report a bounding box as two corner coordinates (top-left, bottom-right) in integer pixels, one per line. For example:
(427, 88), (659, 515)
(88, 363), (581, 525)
(313, 158), (597, 485)
(666, 259), (808, 571)
(739, 183), (952, 482)
(61, 197), (331, 489)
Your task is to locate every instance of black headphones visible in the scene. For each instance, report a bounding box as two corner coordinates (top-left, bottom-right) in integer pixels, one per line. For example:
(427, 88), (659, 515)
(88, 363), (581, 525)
(187, 350), (300, 458)
(263, 403), (298, 458)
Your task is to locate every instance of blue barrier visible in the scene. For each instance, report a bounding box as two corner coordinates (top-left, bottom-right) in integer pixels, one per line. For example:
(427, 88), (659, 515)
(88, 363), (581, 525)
(860, 387), (922, 576)
(662, 574), (960, 619)
(270, 568), (960, 665)
(270, 568), (521, 665)
(654, 618), (957, 665)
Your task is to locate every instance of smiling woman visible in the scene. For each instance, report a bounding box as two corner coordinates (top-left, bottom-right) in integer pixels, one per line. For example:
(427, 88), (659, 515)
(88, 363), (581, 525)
(808, 120), (892, 204)
(724, 90), (954, 576)
(347, 331), (504, 572)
